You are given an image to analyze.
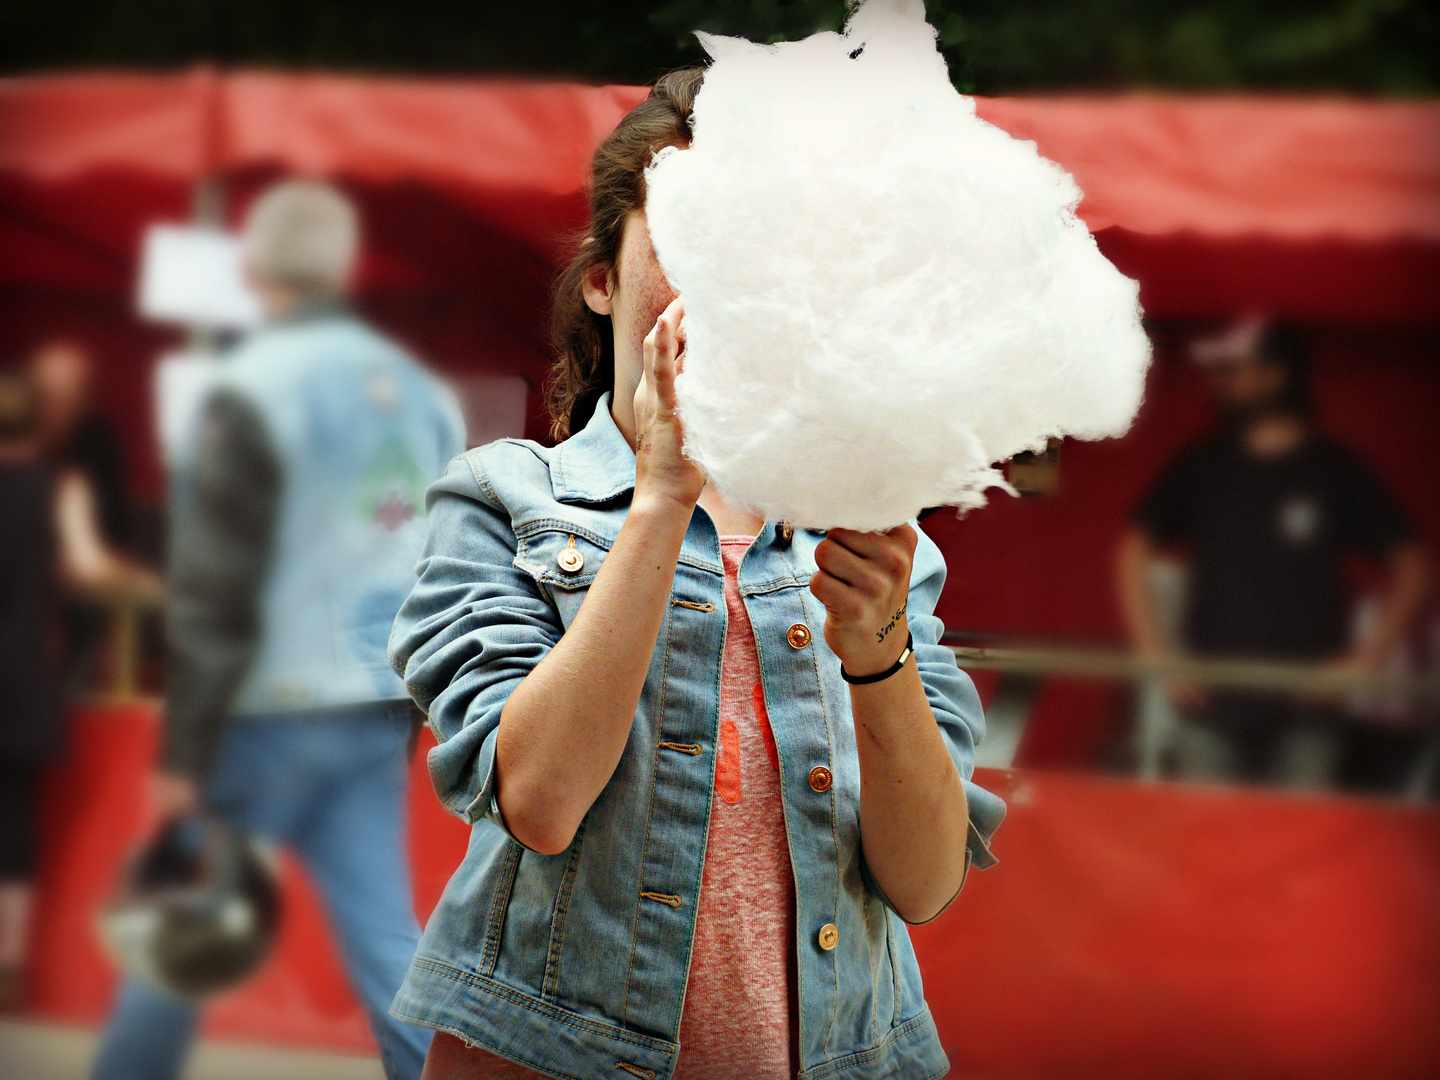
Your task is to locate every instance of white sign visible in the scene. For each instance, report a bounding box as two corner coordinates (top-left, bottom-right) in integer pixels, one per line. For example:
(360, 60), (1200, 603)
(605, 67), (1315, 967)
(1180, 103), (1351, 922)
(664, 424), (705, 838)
(139, 225), (263, 330)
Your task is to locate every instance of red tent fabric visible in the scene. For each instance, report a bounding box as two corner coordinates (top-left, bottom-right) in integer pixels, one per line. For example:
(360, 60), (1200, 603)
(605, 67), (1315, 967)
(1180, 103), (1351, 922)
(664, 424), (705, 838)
(978, 95), (1440, 241)
(5, 75), (1438, 240)
(0, 72), (649, 266)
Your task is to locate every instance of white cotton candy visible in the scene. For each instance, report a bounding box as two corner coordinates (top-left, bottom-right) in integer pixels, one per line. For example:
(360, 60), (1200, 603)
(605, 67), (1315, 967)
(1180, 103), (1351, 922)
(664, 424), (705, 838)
(644, 0), (1151, 531)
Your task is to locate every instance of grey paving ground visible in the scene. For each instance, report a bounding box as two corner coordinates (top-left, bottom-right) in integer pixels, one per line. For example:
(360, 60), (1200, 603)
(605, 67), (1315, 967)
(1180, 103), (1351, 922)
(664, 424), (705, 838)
(0, 1020), (385, 1080)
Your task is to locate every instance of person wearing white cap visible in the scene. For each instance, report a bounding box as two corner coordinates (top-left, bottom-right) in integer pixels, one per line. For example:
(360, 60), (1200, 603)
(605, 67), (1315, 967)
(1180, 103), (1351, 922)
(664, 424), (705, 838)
(1117, 317), (1430, 787)
(91, 180), (464, 1080)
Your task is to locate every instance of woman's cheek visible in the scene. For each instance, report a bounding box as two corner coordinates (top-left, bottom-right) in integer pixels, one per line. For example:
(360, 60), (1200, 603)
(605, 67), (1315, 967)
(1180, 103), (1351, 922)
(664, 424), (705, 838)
(622, 277), (680, 361)
(635, 260), (679, 331)
(614, 222), (679, 361)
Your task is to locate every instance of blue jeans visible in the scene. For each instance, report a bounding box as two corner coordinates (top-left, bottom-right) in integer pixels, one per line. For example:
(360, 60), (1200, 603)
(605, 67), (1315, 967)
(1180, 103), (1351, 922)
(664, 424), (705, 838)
(91, 701), (432, 1080)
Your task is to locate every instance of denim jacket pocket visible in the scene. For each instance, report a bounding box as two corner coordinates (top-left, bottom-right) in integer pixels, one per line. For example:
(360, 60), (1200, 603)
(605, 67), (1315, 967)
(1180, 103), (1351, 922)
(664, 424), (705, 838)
(512, 520), (616, 627)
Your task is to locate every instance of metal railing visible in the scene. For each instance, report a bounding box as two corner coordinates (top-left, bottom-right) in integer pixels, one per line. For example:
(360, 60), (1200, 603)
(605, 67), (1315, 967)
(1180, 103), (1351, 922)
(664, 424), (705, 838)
(948, 642), (1440, 700)
(946, 634), (1439, 793)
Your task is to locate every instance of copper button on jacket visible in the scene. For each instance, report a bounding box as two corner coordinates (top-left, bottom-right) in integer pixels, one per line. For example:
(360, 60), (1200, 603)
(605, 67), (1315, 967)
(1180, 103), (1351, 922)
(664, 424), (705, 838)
(807, 766), (832, 793)
(786, 623), (812, 649)
(817, 923), (839, 951)
(556, 535), (584, 573)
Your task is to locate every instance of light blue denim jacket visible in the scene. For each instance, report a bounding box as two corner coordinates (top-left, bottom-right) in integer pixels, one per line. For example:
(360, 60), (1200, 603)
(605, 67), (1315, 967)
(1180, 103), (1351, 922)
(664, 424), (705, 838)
(389, 395), (1004, 1080)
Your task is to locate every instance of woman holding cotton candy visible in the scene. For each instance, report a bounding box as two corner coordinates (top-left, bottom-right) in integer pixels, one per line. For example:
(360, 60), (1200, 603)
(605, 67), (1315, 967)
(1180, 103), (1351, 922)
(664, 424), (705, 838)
(393, 66), (1002, 1080)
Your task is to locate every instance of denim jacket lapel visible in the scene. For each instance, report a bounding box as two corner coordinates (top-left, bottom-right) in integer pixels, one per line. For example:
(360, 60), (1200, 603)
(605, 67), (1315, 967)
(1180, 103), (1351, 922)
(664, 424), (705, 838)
(548, 393), (637, 504)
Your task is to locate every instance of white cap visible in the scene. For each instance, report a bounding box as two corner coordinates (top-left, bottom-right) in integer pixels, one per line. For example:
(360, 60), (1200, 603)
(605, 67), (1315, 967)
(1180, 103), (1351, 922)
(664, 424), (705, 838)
(1189, 314), (1269, 367)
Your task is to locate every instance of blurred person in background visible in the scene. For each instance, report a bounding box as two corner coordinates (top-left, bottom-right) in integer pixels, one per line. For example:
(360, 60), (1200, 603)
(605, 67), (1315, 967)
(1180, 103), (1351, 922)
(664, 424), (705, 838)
(30, 340), (132, 551)
(1118, 318), (1430, 788)
(90, 180), (464, 1080)
(30, 340), (144, 694)
(0, 369), (153, 1012)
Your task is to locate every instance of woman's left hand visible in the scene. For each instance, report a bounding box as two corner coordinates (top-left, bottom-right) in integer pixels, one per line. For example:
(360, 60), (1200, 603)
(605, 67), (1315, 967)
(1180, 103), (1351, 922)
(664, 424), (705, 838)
(813, 524), (969, 924)
(810, 525), (918, 678)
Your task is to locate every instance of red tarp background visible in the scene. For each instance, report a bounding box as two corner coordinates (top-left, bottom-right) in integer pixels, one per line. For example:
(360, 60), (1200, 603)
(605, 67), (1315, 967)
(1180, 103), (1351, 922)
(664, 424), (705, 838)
(5, 76), (1438, 238)
(28, 706), (1440, 1079)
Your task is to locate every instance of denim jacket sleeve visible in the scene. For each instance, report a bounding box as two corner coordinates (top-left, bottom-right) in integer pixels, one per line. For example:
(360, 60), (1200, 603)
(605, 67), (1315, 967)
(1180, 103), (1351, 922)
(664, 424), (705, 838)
(388, 449), (559, 839)
(859, 524), (1006, 921)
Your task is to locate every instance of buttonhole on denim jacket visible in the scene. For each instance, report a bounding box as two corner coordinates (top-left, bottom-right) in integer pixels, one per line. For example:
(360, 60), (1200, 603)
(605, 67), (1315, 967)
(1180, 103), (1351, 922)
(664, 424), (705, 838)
(671, 598), (715, 612)
(640, 891), (683, 908)
(658, 741), (703, 755)
(616, 1064), (657, 1080)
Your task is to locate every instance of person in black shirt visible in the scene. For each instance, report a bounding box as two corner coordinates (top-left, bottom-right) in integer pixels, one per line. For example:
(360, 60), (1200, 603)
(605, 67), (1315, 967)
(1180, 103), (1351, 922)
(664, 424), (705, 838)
(0, 368), (154, 1012)
(29, 341), (147, 695)
(1117, 318), (1430, 785)
(30, 341), (131, 551)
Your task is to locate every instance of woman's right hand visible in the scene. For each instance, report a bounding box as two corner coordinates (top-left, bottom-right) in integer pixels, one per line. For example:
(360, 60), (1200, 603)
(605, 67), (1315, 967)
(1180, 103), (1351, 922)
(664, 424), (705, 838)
(633, 296), (705, 509)
(496, 294), (704, 854)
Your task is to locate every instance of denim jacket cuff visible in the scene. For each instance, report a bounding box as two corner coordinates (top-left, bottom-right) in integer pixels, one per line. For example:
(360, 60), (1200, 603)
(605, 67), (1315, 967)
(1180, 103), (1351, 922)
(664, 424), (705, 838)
(433, 724), (548, 855)
(859, 817), (992, 926)
(484, 794), (547, 855)
(961, 775), (1004, 871)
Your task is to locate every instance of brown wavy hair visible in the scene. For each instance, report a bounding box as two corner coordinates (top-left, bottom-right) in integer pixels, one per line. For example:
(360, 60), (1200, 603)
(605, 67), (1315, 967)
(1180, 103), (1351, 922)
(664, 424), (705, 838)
(546, 67), (705, 441)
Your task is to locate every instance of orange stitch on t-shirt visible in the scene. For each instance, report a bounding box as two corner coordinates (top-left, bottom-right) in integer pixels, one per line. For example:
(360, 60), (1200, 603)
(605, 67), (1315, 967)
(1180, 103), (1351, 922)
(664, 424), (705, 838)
(715, 719), (742, 804)
(753, 682), (780, 772)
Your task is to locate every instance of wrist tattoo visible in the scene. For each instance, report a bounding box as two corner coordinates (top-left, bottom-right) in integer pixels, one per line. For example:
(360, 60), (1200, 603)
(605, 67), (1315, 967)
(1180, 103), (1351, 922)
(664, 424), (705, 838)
(876, 601), (907, 643)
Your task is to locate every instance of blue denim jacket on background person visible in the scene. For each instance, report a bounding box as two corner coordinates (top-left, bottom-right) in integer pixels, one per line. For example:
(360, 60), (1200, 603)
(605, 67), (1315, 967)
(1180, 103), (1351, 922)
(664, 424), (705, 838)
(208, 311), (466, 715)
(389, 393), (1004, 1080)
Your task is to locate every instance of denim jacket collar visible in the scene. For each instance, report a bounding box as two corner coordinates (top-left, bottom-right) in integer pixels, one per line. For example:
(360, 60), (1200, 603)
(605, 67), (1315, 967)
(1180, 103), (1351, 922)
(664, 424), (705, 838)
(549, 392), (637, 504)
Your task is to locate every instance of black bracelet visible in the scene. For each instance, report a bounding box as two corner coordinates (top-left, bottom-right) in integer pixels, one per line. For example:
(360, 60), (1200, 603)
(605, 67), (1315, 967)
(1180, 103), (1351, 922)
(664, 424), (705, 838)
(840, 632), (914, 685)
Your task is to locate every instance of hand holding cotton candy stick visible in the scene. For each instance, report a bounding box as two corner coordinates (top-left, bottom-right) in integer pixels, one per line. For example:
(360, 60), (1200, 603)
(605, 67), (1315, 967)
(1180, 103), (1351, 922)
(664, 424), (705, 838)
(645, 0), (1152, 531)
(811, 525), (920, 678)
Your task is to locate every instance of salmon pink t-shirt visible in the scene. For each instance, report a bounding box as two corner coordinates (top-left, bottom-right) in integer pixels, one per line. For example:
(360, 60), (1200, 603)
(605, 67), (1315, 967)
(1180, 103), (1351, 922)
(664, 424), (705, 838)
(672, 536), (797, 1078)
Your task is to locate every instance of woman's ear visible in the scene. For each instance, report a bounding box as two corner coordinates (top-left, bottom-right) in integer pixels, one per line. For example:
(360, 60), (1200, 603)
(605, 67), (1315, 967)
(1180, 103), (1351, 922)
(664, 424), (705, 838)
(581, 253), (614, 316)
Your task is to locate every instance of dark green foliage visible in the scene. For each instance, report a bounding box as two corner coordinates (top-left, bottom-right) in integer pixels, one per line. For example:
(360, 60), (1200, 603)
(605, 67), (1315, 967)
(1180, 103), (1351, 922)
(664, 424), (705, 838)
(928, 0), (1438, 94)
(1, 0), (1434, 94)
